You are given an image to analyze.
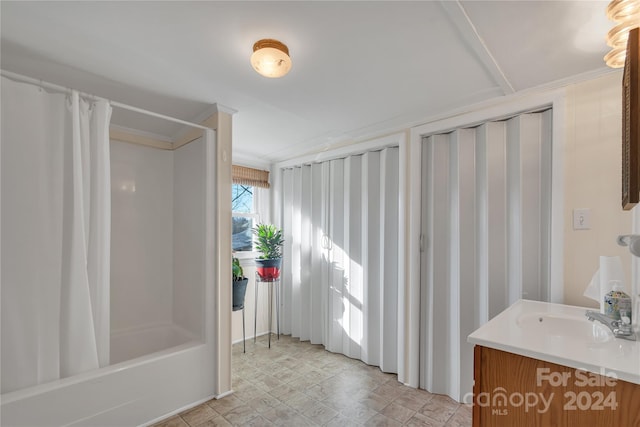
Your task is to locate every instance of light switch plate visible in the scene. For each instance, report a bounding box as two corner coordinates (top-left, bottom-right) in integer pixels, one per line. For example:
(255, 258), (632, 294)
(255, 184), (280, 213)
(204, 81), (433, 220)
(573, 208), (591, 230)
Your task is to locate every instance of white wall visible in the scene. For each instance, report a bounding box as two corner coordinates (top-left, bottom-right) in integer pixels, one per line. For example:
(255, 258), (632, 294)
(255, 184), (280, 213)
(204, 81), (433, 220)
(110, 140), (174, 334)
(563, 72), (633, 307)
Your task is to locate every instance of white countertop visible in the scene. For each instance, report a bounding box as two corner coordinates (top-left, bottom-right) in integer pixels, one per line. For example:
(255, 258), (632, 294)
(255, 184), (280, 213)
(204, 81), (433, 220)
(468, 299), (640, 385)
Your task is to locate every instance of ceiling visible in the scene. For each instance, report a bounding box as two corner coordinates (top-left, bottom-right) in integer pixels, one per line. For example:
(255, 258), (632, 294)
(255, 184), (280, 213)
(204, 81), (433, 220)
(1, 1), (615, 165)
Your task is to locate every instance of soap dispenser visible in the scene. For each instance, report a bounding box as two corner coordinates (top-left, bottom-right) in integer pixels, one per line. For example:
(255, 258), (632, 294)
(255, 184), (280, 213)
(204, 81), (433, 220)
(604, 280), (632, 329)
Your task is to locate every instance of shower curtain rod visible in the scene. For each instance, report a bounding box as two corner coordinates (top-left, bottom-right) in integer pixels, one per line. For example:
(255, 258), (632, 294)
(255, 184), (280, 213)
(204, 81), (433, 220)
(1, 69), (212, 131)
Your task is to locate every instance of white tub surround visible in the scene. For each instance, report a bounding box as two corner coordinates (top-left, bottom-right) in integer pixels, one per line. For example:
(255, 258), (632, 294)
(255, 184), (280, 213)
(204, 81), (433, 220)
(110, 323), (197, 365)
(0, 71), (229, 427)
(468, 299), (640, 385)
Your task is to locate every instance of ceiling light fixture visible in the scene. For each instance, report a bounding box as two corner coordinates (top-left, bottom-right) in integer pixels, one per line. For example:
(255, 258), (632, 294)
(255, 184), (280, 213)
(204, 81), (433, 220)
(604, 0), (640, 68)
(251, 39), (292, 78)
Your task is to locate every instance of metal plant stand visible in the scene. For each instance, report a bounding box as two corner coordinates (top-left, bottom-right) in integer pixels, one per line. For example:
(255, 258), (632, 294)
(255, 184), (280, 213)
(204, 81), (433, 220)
(254, 272), (280, 348)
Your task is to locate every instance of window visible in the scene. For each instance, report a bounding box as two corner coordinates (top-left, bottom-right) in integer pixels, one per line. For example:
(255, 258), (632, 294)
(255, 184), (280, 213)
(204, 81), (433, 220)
(231, 165), (270, 253)
(232, 184), (258, 252)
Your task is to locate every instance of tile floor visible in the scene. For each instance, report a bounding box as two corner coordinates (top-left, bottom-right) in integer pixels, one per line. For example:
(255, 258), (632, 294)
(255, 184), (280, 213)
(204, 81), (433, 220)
(154, 334), (472, 427)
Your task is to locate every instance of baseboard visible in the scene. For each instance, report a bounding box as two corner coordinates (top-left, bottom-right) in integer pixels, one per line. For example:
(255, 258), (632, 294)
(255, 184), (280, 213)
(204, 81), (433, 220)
(232, 330), (272, 345)
(140, 394), (217, 427)
(215, 389), (234, 399)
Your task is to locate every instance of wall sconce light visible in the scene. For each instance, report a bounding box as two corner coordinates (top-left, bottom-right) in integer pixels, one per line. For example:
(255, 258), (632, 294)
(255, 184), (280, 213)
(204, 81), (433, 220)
(605, 0), (640, 68)
(251, 39), (292, 78)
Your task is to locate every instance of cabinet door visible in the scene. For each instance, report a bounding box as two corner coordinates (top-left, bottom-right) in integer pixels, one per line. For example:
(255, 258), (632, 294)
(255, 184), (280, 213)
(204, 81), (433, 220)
(473, 346), (640, 427)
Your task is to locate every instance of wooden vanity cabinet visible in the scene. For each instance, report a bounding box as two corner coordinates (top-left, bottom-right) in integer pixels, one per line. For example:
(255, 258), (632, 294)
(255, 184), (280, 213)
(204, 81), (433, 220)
(473, 346), (640, 427)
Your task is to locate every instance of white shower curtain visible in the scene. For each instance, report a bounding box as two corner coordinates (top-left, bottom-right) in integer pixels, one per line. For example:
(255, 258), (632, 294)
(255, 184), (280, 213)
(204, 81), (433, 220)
(1, 77), (112, 394)
(281, 147), (400, 373)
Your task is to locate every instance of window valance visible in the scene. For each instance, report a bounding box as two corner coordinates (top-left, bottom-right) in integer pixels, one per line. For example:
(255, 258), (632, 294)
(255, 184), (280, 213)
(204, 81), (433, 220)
(232, 165), (270, 189)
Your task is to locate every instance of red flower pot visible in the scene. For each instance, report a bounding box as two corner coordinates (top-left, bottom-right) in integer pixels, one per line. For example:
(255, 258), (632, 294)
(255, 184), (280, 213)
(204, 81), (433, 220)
(255, 258), (282, 280)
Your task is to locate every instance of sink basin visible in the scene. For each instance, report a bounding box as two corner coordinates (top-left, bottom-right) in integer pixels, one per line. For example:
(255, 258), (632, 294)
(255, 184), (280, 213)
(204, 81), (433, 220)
(469, 300), (640, 385)
(516, 312), (613, 343)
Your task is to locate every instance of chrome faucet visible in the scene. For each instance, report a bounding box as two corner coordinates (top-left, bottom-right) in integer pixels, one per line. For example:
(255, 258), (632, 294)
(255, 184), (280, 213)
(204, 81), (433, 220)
(585, 310), (636, 341)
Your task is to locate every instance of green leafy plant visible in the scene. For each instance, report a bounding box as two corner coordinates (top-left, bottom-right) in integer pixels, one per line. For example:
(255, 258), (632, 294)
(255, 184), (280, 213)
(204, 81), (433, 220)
(252, 223), (284, 260)
(232, 257), (245, 281)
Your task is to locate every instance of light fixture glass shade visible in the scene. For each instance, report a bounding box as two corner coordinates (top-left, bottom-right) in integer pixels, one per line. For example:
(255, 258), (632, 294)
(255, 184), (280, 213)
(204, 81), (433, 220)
(604, 46), (628, 68)
(607, 0), (640, 21)
(605, 0), (640, 68)
(607, 19), (640, 48)
(251, 39), (292, 78)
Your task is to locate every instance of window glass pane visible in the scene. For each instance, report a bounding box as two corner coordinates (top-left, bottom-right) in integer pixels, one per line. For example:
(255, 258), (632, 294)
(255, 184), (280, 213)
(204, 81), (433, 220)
(232, 184), (255, 252)
(232, 184), (253, 213)
(232, 216), (254, 252)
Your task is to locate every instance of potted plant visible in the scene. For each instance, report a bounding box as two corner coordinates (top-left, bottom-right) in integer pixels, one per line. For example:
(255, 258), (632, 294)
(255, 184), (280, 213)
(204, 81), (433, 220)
(232, 257), (249, 310)
(253, 223), (284, 280)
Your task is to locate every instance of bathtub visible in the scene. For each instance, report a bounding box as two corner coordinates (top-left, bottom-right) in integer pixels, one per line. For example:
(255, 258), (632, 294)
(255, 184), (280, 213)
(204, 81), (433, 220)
(0, 82), (224, 426)
(0, 324), (215, 426)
